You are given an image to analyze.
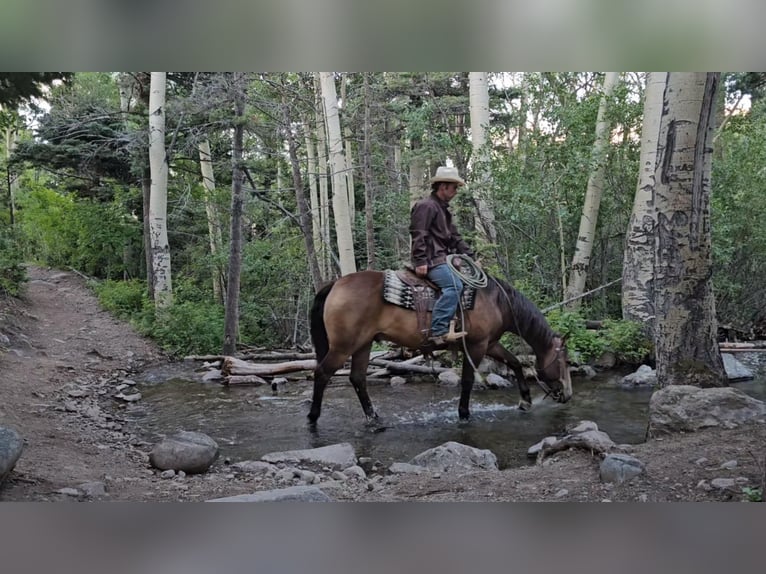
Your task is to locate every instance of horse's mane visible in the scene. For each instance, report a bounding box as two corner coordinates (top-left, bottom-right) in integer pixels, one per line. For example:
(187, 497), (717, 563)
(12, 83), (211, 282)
(486, 276), (557, 349)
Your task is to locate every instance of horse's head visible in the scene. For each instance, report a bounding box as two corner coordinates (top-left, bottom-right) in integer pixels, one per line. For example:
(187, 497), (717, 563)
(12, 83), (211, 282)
(536, 335), (572, 403)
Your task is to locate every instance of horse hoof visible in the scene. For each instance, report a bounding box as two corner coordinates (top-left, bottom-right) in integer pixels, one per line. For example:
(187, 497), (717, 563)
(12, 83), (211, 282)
(518, 400), (532, 412)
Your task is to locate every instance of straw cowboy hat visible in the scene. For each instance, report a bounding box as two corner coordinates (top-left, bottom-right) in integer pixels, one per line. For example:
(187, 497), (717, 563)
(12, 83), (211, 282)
(430, 166), (466, 187)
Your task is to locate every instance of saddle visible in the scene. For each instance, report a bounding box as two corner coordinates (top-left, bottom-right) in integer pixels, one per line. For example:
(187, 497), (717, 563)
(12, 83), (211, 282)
(382, 268), (477, 341)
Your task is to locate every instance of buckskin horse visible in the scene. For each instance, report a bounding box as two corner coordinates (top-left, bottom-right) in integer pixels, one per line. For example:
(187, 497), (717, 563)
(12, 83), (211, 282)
(308, 270), (572, 424)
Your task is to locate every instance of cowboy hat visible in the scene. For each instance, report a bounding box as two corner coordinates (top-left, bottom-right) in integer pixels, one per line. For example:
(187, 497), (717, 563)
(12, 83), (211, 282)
(430, 166), (466, 186)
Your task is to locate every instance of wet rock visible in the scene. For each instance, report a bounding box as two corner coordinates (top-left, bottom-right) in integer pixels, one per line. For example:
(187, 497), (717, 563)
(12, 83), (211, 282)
(722, 354), (754, 382)
(620, 365), (657, 388)
(600, 454), (645, 484)
(208, 485), (333, 502)
(485, 373), (513, 389)
(437, 370), (461, 386)
(390, 376), (407, 386)
(409, 441), (499, 473)
(149, 431), (219, 474)
(115, 392), (142, 402)
(648, 385), (766, 435)
(261, 443), (357, 470)
(0, 427), (24, 485)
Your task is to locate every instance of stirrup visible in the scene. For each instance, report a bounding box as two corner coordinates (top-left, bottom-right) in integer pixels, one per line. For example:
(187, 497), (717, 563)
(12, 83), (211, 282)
(445, 320), (467, 342)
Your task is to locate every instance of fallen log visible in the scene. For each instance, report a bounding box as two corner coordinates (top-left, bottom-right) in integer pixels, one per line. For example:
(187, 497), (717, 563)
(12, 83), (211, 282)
(222, 356), (317, 376)
(224, 375), (268, 386)
(369, 358), (449, 375)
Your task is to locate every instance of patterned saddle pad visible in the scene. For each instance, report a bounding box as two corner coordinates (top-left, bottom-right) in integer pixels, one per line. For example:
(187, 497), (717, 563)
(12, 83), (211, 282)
(382, 269), (477, 311)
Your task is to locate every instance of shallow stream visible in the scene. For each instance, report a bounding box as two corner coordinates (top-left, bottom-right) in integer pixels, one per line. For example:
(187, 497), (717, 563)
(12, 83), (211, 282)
(126, 352), (766, 470)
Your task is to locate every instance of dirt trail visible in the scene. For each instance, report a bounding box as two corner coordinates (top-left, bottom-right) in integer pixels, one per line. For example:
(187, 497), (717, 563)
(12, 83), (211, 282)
(1, 266), (765, 502)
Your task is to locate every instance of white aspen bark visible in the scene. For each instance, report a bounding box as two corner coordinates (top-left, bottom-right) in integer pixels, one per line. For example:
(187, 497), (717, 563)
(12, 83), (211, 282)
(198, 139), (225, 304)
(469, 72), (497, 246)
(341, 73), (356, 228)
(653, 72), (725, 388)
(622, 72), (665, 332)
(148, 72), (172, 310)
(314, 78), (331, 278)
(319, 72), (356, 276)
(304, 124), (323, 281)
(565, 72), (620, 308)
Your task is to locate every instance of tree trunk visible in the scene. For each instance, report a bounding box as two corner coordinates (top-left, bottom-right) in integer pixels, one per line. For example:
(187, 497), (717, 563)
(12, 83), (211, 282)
(653, 72), (726, 388)
(319, 72), (357, 276)
(408, 135), (426, 207)
(341, 73), (356, 229)
(141, 166), (153, 298)
(281, 85), (323, 292)
(565, 72), (620, 308)
(304, 121), (324, 282)
(362, 73), (376, 270)
(198, 139), (225, 304)
(622, 72), (665, 332)
(469, 72), (497, 246)
(148, 72), (172, 309)
(223, 79), (246, 356)
(314, 78), (331, 278)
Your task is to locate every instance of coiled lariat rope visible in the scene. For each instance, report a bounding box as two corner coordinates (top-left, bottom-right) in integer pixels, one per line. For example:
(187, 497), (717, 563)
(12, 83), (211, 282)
(445, 254), (487, 288)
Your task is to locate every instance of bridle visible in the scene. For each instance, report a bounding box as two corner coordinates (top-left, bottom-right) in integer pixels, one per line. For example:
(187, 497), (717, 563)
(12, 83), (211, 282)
(535, 343), (566, 400)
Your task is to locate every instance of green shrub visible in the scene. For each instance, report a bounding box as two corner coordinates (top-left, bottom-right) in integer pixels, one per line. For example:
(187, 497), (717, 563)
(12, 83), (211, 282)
(601, 318), (652, 364)
(546, 309), (605, 363)
(93, 279), (146, 319)
(0, 229), (27, 297)
(145, 301), (226, 356)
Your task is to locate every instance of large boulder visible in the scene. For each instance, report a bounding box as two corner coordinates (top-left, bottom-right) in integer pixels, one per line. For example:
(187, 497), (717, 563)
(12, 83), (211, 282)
(149, 431), (219, 473)
(648, 385), (766, 435)
(261, 443), (357, 470)
(409, 441), (498, 473)
(0, 427), (24, 485)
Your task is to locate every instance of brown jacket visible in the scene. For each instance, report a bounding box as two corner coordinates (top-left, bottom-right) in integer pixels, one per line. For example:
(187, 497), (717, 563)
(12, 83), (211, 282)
(410, 193), (474, 269)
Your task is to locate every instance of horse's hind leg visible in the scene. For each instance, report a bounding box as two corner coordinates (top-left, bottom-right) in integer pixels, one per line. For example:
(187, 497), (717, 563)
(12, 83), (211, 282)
(349, 342), (378, 421)
(308, 350), (348, 424)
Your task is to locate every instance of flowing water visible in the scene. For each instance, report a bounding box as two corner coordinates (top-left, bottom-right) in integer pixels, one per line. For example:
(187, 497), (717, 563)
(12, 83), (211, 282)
(126, 352), (766, 470)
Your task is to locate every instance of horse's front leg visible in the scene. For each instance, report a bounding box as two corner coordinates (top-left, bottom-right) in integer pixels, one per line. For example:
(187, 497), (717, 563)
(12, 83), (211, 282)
(350, 342), (378, 422)
(486, 342), (532, 411)
(458, 341), (488, 420)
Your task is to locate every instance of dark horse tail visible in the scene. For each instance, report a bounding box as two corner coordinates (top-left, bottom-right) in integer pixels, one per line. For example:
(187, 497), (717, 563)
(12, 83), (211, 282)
(310, 281), (336, 365)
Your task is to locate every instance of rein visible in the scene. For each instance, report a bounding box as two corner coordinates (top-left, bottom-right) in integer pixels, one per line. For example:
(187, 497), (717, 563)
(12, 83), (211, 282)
(491, 276), (562, 400)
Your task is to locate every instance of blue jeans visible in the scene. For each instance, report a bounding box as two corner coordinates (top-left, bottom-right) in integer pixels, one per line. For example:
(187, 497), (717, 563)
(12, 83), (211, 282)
(427, 263), (464, 336)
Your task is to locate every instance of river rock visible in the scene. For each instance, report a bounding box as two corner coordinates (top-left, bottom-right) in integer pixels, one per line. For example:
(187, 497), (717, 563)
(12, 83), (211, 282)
(0, 427), (24, 485)
(721, 354), (754, 382)
(620, 365), (657, 388)
(599, 454), (645, 484)
(149, 431), (219, 473)
(648, 385), (766, 435)
(261, 443), (357, 470)
(208, 485), (333, 502)
(409, 441), (498, 473)
(232, 460), (276, 476)
(437, 370), (461, 386)
(485, 373), (513, 389)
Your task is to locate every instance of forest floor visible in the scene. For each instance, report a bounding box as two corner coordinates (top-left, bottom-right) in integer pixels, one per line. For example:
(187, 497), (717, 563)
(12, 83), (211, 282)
(1, 266), (765, 502)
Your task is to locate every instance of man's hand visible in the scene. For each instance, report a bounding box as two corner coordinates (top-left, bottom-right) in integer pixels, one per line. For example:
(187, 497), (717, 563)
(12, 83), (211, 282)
(415, 264), (428, 277)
